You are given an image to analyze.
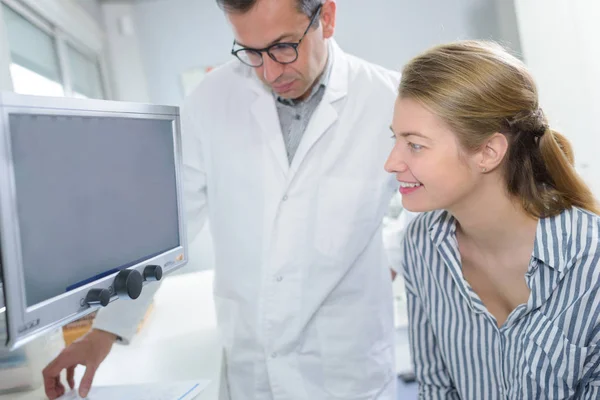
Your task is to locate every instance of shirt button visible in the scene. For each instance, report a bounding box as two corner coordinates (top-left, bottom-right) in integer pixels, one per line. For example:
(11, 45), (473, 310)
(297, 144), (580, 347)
(275, 275), (283, 282)
(294, 114), (301, 120)
(282, 195), (288, 201)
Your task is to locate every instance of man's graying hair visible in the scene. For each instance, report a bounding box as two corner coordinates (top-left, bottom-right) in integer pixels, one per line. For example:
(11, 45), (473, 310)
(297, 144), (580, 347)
(216, 0), (323, 17)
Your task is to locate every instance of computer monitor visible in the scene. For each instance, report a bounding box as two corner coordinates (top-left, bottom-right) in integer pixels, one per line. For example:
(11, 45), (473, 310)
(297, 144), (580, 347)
(0, 92), (188, 350)
(0, 277), (5, 348)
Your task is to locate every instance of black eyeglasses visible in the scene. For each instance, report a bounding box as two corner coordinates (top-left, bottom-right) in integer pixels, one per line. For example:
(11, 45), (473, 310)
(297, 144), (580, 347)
(231, 4), (322, 68)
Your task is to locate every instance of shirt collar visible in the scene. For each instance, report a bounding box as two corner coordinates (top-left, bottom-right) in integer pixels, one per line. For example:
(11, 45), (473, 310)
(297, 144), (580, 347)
(276, 41), (333, 106)
(427, 208), (575, 273)
(531, 208), (575, 272)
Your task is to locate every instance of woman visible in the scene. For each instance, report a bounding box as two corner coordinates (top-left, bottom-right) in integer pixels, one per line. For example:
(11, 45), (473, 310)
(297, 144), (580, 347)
(385, 40), (600, 399)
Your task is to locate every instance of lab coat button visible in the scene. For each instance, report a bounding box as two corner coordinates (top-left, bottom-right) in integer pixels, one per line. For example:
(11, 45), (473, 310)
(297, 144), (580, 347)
(282, 195), (288, 201)
(275, 275), (283, 282)
(271, 352), (277, 358)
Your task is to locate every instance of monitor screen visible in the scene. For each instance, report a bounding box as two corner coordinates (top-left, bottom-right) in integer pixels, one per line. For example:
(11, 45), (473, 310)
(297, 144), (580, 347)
(9, 114), (180, 307)
(0, 93), (187, 350)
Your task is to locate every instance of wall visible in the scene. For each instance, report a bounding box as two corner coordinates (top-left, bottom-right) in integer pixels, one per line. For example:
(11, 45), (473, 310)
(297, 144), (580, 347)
(334, 0), (521, 71)
(133, 0), (230, 106)
(494, 0), (522, 56)
(101, 2), (151, 102)
(75, 0), (103, 26)
(130, 0), (521, 106)
(515, 0), (600, 197)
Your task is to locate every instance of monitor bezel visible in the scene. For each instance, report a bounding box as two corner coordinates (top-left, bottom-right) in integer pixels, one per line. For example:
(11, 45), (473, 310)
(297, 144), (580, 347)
(0, 92), (188, 350)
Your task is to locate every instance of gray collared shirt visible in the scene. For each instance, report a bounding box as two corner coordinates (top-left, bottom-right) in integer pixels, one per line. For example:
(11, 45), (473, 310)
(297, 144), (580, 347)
(275, 46), (333, 164)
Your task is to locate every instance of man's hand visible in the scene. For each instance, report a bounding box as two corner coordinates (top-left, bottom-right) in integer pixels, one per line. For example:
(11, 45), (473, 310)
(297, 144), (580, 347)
(42, 329), (117, 399)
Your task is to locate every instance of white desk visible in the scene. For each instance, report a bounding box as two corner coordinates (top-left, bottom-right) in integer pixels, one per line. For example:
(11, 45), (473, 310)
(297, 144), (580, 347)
(0, 270), (221, 400)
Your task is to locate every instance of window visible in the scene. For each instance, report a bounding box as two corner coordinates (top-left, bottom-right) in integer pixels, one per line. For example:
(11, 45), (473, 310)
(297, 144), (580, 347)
(67, 44), (105, 99)
(2, 3), (64, 96)
(1, 1), (106, 99)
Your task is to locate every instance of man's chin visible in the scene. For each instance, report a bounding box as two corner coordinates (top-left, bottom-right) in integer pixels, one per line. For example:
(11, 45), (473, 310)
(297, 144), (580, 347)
(275, 89), (300, 100)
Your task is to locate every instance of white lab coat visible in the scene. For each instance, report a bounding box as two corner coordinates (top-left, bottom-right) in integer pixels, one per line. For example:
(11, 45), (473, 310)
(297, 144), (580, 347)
(94, 40), (406, 400)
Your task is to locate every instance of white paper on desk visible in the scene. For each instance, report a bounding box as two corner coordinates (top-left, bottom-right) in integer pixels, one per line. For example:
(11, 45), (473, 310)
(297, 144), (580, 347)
(57, 380), (210, 400)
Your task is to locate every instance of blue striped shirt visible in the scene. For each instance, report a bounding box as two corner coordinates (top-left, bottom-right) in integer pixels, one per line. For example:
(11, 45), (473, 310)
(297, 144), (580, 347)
(401, 207), (600, 399)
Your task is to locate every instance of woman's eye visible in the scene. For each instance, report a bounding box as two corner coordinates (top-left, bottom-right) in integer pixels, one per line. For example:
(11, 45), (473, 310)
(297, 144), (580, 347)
(408, 142), (424, 152)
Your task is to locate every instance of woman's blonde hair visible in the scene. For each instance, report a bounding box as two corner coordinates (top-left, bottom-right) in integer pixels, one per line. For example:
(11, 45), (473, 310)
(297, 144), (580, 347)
(399, 40), (599, 218)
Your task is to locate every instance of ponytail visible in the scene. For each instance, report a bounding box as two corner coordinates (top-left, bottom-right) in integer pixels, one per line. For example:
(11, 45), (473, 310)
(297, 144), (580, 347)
(502, 109), (599, 217)
(538, 129), (600, 216)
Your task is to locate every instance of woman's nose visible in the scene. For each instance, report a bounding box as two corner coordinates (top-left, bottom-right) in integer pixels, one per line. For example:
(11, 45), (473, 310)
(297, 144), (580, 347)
(384, 146), (408, 173)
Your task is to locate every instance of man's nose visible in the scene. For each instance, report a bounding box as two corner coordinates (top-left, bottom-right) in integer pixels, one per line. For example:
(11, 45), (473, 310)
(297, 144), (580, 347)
(262, 55), (284, 83)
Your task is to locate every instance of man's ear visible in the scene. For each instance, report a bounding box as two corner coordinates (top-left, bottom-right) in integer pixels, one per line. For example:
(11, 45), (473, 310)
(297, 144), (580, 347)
(320, 0), (336, 38)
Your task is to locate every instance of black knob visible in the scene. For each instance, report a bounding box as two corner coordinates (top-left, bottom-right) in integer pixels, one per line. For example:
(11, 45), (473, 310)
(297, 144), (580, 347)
(113, 269), (143, 300)
(143, 265), (163, 281)
(85, 288), (111, 307)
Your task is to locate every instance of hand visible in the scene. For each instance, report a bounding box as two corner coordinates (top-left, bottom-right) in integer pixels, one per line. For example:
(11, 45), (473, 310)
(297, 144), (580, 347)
(42, 329), (117, 399)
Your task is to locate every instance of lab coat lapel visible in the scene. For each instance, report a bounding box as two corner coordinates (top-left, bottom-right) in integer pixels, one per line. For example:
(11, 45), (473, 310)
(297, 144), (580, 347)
(289, 41), (349, 176)
(251, 88), (289, 175)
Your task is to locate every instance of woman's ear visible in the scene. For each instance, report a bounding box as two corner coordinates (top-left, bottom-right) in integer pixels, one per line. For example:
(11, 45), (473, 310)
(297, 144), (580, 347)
(478, 133), (508, 173)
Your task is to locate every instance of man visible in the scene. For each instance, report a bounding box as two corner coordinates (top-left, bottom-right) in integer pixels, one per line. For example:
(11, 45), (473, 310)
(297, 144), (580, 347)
(43, 0), (408, 398)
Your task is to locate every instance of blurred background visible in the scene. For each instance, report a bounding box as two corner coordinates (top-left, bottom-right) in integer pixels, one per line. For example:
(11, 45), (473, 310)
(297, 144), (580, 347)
(2, 0), (598, 195)
(0, 0), (598, 398)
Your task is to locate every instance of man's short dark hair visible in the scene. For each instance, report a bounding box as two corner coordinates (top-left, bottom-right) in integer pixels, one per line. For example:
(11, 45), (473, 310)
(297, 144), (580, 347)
(216, 0), (323, 18)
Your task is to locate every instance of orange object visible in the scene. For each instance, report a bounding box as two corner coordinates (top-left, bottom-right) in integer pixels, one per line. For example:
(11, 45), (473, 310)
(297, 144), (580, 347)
(62, 302), (154, 346)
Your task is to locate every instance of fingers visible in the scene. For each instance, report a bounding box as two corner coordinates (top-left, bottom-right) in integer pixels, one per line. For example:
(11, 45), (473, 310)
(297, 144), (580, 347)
(43, 348), (76, 380)
(43, 374), (65, 400)
(67, 365), (76, 389)
(43, 347), (82, 399)
(43, 355), (68, 399)
(43, 334), (110, 399)
(78, 365), (98, 398)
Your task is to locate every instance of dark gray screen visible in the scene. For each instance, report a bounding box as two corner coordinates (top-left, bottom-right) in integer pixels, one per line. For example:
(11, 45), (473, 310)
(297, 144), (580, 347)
(9, 114), (180, 306)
